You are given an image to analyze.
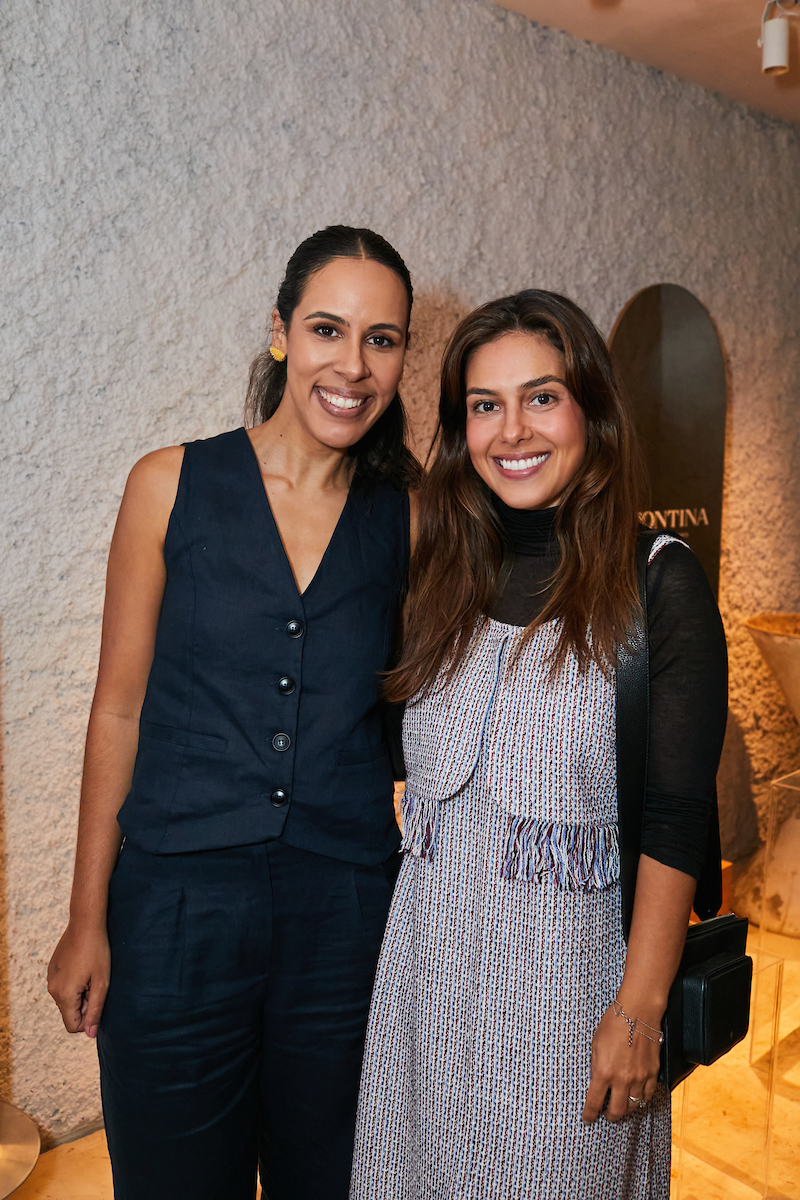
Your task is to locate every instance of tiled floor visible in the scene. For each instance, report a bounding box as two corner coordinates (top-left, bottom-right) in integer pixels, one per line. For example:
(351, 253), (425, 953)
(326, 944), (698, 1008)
(11, 928), (800, 1199)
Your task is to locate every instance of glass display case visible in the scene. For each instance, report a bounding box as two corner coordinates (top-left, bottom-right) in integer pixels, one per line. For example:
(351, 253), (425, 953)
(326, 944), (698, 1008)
(672, 771), (800, 1199)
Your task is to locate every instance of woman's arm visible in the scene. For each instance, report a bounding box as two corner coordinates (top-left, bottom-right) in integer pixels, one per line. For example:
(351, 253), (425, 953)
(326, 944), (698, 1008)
(581, 855), (695, 1121)
(47, 446), (183, 1037)
(582, 542), (728, 1122)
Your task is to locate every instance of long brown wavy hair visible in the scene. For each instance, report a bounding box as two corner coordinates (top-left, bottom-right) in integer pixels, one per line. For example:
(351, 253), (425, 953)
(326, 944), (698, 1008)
(386, 289), (645, 702)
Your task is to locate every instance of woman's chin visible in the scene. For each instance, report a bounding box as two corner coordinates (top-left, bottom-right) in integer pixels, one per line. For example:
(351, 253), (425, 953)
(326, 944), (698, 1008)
(313, 416), (375, 453)
(487, 478), (559, 512)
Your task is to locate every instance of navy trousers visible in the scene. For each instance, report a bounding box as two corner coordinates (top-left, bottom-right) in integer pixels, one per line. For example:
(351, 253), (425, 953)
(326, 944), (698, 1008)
(97, 839), (399, 1200)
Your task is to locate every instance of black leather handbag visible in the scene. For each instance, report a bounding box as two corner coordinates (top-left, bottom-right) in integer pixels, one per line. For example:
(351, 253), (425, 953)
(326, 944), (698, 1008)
(616, 532), (753, 1090)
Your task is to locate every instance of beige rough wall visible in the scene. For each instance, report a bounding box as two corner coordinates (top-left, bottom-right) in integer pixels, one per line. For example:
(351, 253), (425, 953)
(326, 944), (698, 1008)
(2, 0), (799, 1143)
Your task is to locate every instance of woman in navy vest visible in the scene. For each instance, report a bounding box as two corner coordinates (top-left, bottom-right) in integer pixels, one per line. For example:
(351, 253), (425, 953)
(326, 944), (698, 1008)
(47, 226), (421, 1200)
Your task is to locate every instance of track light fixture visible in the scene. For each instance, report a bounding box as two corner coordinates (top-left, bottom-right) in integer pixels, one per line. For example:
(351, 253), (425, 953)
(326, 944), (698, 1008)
(759, 0), (800, 75)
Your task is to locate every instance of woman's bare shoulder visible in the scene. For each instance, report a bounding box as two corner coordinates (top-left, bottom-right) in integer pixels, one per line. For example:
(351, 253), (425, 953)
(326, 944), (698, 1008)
(127, 444), (185, 489)
(117, 445), (185, 539)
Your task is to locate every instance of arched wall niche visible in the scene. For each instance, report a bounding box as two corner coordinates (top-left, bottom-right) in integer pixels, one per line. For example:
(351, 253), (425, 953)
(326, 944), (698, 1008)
(608, 283), (727, 597)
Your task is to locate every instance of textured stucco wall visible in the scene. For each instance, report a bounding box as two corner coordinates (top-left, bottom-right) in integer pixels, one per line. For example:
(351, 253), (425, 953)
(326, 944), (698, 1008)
(2, 0), (800, 1142)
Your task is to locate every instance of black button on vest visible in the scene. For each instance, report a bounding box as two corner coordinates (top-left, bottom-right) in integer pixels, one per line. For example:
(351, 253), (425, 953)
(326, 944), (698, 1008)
(118, 427), (409, 864)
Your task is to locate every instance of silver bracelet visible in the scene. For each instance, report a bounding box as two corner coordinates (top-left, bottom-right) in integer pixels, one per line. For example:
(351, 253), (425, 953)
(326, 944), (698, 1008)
(611, 999), (664, 1047)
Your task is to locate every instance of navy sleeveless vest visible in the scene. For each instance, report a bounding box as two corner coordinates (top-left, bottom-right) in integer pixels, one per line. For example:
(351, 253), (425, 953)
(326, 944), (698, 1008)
(117, 427), (409, 863)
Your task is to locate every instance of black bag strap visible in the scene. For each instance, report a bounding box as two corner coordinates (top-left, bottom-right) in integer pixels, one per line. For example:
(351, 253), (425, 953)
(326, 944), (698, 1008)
(616, 532), (655, 941)
(616, 532), (722, 942)
(695, 796), (723, 920)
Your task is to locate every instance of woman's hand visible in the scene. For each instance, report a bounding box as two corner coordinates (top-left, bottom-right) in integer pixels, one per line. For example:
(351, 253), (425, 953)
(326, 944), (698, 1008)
(48, 922), (111, 1038)
(581, 1000), (662, 1123)
(581, 855), (696, 1124)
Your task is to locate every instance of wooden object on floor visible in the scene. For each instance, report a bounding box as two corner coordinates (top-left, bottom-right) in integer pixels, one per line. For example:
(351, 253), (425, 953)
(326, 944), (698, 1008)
(0, 1100), (39, 1200)
(9, 1130), (110, 1200)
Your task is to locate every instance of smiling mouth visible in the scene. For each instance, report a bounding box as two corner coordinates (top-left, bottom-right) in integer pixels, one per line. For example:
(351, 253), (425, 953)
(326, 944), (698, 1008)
(316, 386), (368, 412)
(495, 453), (550, 472)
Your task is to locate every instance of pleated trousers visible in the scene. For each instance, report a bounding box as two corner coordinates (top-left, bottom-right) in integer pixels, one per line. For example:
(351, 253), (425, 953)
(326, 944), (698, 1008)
(97, 838), (399, 1200)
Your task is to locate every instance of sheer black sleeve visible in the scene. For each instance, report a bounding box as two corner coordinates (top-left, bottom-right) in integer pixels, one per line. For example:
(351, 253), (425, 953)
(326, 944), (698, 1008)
(641, 542), (728, 879)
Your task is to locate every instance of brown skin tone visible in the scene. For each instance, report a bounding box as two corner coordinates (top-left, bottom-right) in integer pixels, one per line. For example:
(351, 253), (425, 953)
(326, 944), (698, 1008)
(47, 255), (414, 1036)
(46, 448), (181, 1036)
(263, 257), (411, 589)
(464, 333), (697, 1123)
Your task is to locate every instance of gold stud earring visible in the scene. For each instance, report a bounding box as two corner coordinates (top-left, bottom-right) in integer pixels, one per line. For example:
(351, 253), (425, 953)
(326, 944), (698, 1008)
(269, 346), (286, 363)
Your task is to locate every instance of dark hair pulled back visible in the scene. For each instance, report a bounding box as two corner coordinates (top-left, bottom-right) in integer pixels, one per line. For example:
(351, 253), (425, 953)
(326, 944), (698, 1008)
(246, 225), (421, 491)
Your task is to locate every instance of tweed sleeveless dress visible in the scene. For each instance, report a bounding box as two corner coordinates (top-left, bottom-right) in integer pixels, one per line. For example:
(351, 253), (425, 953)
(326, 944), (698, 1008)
(350, 541), (675, 1200)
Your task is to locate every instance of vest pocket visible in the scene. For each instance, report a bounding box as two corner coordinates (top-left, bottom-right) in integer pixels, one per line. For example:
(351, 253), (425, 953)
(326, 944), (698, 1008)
(141, 722), (228, 754)
(336, 743), (388, 766)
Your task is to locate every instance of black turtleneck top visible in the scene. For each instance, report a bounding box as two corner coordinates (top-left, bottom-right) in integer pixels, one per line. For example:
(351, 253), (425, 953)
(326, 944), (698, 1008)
(489, 501), (560, 627)
(490, 497), (728, 881)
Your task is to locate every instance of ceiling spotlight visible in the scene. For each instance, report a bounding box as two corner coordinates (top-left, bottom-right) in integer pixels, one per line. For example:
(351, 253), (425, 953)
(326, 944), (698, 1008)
(759, 1), (799, 75)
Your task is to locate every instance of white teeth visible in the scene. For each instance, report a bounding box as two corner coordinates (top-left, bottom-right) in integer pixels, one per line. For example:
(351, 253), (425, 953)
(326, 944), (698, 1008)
(318, 387), (366, 410)
(498, 454), (548, 471)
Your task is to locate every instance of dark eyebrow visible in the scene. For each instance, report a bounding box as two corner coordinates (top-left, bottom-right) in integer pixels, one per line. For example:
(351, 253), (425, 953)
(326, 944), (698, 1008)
(521, 375), (566, 390)
(303, 311), (404, 335)
(466, 374), (566, 398)
(304, 310), (349, 325)
(368, 323), (405, 335)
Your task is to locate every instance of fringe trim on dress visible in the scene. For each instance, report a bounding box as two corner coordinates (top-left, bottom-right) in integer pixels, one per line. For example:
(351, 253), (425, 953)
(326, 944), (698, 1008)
(502, 815), (620, 890)
(400, 792), (440, 860)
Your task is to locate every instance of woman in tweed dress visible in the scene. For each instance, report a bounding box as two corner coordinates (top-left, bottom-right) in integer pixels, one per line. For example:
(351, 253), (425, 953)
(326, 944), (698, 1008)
(350, 291), (727, 1199)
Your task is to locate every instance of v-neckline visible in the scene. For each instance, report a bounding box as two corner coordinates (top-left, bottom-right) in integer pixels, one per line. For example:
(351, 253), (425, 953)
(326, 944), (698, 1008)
(239, 426), (352, 601)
